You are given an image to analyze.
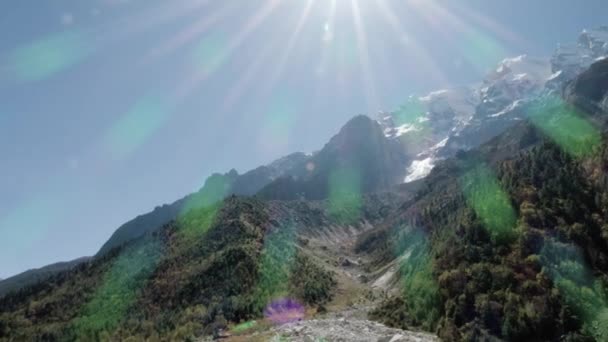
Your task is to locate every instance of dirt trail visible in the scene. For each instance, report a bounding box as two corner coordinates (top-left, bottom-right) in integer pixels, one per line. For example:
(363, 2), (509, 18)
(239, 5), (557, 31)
(221, 223), (438, 342)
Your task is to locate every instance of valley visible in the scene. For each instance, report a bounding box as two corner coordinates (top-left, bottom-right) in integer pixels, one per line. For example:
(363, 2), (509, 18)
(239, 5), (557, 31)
(218, 212), (438, 342)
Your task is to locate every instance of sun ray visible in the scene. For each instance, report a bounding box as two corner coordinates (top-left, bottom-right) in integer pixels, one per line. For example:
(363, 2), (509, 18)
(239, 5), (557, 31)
(173, 0), (281, 102)
(143, 2), (237, 64)
(261, 0), (316, 95)
(217, 27), (291, 131)
(351, 0), (380, 113)
(220, 41), (277, 113)
(95, 0), (214, 46)
(374, 0), (448, 85)
(408, 0), (509, 73)
(444, 2), (532, 51)
(315, 0), (337, 81)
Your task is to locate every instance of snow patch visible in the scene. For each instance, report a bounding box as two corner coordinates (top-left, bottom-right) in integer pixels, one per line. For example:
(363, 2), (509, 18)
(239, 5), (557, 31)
(433, 137), (449, 150)
(404, 157), (435, 183)
(488, 99), (524, 118)
(547, 70), (563, 81)
(394, 123), (419, 136)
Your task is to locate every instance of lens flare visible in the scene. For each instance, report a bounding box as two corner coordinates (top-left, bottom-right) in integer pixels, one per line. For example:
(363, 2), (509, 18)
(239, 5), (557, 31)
(460, 163), (517, 243)
(174, 0), (280, 101)
(231, 320), (258, 334)
(72, 238), (162, 338)
(8, 30), (93, 82)
(328, 167), (362, 224)
(410, 0), (509, 73)
(541, 240), (608, 340)
(103, 96), (170, 160)
(264, 298), (305, 325)
(191, 32), (230, 77)
(264, 0), (315, 94)
(0, 196), (63, 260)
(144, 2), (236, 63)
(526, 96), (601, 158)
(395, 229), (441, 331)
(351, 0), (380, 112)
(254, 224), (297, 309)
(373, 0), (447, 85)
(257, 95), (299, 155)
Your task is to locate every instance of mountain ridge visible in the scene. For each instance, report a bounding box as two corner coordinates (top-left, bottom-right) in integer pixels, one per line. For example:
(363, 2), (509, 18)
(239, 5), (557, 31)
(2, 25), (608, 342)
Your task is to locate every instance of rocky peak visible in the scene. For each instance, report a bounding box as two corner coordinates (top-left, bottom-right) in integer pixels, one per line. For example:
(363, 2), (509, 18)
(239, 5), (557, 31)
(328, 115), (384, 151)
(551, 26), (608, 83)
(564, 57), (608, 115)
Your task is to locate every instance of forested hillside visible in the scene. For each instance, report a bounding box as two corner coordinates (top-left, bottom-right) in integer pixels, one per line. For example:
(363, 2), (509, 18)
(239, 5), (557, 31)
(367, 62), (608, 339)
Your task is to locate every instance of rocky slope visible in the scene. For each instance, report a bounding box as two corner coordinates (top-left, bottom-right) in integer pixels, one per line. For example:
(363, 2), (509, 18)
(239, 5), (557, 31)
(264, 318), (438, 342)
(379, 27), (608, 184)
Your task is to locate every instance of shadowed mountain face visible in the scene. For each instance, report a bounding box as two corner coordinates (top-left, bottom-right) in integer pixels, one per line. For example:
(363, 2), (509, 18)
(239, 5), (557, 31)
(258, 115), (409, 200)
(565, 58), (608, 115)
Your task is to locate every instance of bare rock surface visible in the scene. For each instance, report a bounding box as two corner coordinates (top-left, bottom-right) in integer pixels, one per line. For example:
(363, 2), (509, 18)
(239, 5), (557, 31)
(267, 318), (438, 342)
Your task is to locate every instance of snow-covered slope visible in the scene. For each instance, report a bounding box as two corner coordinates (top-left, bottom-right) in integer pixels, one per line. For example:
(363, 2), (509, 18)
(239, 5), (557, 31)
(551, 26), (608, 84)
(379, 26), (608, 183)
(379, 55), (551, 182)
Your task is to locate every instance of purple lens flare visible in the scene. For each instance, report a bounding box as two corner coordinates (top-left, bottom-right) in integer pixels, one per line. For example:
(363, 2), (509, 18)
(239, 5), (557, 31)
(264, 298), (305, 324)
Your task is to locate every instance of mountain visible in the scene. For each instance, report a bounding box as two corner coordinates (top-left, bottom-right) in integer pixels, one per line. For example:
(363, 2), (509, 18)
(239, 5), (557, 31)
(2, 25), (608, 342)
(564, 55), (608, 115)
(98, 117), (406, 257)
(378, 27), (608, 185)
(96, 152), (309, 257)
(258, 115), (409, 200)
(0, 257), (90, 298)
(365, 58), (608, 340)
(551, 26), (608, 84)
(0, 190), (415, 340)
(0, 115), (407, 305)
(377, 54), (552, 184)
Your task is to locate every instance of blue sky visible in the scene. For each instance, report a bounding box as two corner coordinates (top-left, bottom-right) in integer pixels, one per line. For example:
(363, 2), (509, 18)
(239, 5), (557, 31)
(0, 0), (606, 278)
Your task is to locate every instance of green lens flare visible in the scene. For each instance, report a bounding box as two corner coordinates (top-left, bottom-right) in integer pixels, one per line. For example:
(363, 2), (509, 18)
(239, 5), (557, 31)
(258, 95), (299, 152)
(253, 224), (297, 309)
(72, 238), (162, 339)
(264, 98), (298, 136)
(393, 96), (432, 150)
(104, 96), (169, 159)
(178, 202), (220, 243)
(459, 29), (507, 71)
(0, 197), (62, 257)
(231, 320), (257, 334)
(176, 172), (233, 242)
(397, 230), (441, 331)
(394, 96), (426, 126)
(180, 173), (232, 215)
(192, 32), (229, 76)
(9, 30), (92, 82)
(328, 167), (362, 224)
(526, 96), (601, 158)
(541, 241), (608, 340)
(460, 163), (517, 243)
